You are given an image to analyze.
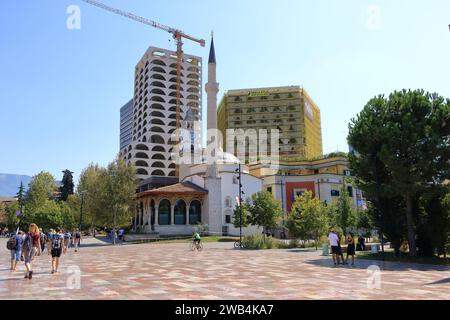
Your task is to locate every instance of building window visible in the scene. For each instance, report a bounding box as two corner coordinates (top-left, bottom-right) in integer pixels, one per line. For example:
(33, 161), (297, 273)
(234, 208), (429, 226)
(158, 199), (171, 225)
(331, 190), (340, 197)
(267, 187), (273, 194)
(225, 215), (231, 224)
(225, 196), (232, 208)
(174, 199), (187, 225)
(189, 200), (202, 225)
(347, 186), (353, 197)
(293, 189), (307, 201)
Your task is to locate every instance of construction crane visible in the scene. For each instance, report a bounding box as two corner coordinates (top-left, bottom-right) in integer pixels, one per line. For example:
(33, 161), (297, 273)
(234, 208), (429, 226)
(81, 0), (205, 153)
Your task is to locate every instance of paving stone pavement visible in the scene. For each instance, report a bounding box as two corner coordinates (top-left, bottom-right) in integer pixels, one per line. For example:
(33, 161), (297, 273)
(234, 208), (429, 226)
(0, 238), (448, 300)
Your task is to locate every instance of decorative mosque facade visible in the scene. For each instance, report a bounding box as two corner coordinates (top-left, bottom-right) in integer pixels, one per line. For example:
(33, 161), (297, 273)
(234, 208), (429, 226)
(133, 35), (263, 236)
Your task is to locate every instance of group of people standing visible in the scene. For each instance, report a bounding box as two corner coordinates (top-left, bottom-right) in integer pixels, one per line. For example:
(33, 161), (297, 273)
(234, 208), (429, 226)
(328, 228), (361, 266)
(7, 223), (82, 279)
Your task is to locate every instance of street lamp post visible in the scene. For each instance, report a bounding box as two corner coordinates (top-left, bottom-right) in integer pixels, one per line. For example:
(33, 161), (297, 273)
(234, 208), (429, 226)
(236, 163), (244, 246)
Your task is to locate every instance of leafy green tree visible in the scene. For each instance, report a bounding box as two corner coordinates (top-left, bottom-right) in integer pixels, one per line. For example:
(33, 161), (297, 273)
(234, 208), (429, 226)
(286, 191), (328, 249)
(0, 202), (7, 226)
(26, 171), (58, 213)
(77, 163), (108, 231)
(60, 169), (75, 201)
(247, 191), (283, 238)
(232, 199), (251, 228)
(335, 186), (357, 233)
(5, 202), (20, 231)
(102, 157), (138, 244)
(348, 90), (450, 256)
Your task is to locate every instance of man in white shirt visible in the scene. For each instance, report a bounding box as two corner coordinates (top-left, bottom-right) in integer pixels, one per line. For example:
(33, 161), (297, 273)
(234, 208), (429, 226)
(328, 228), (340, 266)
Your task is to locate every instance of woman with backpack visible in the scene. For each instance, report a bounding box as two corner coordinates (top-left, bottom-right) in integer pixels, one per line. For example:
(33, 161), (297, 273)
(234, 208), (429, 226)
(50, 228), (65, 274)
(8, 231), (23, 271)
(23, 223), (41, 280)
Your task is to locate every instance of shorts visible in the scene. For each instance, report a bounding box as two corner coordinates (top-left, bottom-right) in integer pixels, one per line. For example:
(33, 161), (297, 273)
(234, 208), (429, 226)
(10, 249), (21, 261)
(331, 246), (339, 254)
(51, 248), (62, 258)
(24, 247), (38, 264)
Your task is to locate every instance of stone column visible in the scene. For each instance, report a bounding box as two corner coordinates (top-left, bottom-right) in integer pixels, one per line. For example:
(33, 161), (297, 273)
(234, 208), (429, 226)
(154, 205), (159, 227)
(170, 204), (175, 226)
(147, 200), (152, 232)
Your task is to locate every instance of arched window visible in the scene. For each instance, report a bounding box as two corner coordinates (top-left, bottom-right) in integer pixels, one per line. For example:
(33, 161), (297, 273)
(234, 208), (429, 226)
(135, 160), (149, 167)
(151, 118), (165, 125)
(151, 66), (165, 73)
(151, 169), (165, 176)
(150, 111), (165, 118)
(174, 199), (187, 225)
(150, 74), (166, 81)
(135, 152), (148, 159)
(158, 199), (171, 225)
(136, 144), (149, 151)
(136, 168), (148, 175)
(151, 59), (166, 66)
(152, 154), (165, 160)
(151, 161), (165, 168)
(150, 81), (166, 89)
(150, 127), (165, 133)
(168, 171), (176, 177)
(189, 200), (201, 225)
(151, 103), (165, 111)
(152, 146), (165, 152)
(150, 88), (165, 95)
(150, 135), (165, 144)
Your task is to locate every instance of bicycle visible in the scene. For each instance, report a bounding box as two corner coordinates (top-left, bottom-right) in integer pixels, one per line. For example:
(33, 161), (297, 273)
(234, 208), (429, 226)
(234, 241), (245, 249)
(190, 240), (203, 251)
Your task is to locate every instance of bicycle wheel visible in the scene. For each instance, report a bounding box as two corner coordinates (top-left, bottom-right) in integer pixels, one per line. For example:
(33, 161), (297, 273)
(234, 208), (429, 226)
(197, 242), (203, 251)
(189, 242), (196, 251)
(234, 241), (241, 249)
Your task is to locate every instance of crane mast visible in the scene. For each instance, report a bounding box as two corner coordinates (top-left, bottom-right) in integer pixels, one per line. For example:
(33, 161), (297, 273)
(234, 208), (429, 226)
(81, 0), (205, 178)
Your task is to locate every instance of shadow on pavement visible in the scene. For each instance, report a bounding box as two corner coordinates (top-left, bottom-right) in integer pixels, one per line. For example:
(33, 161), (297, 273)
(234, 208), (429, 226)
(305, 257), (450, 272)
(425, 277), (450, 285)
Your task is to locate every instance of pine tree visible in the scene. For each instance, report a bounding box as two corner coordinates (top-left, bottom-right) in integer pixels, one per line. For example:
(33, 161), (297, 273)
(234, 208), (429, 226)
(60, 170), (75, 201)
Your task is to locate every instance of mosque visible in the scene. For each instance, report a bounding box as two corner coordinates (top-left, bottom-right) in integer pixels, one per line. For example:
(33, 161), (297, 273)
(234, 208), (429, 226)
(132, 35), (264, 237)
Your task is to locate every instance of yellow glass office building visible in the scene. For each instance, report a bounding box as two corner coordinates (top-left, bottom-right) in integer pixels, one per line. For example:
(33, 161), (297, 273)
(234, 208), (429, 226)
(217, 86), (323, 160)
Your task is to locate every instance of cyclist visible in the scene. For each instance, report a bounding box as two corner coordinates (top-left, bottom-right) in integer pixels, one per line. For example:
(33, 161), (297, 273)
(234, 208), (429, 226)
(192, 231), (201, 249)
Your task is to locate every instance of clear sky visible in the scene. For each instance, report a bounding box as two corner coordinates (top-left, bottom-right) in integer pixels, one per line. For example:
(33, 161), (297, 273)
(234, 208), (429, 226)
(1, 0), (449, 183)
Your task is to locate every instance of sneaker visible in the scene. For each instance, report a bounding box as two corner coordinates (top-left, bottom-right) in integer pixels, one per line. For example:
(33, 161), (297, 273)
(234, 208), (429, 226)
(51, 270), (55, 274)
(24, 273), (29, 279)
(28, 271), (33, 280)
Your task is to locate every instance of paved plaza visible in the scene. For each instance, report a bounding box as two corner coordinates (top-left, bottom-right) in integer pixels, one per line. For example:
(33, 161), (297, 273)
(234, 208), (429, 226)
(0, 238), (448, 300)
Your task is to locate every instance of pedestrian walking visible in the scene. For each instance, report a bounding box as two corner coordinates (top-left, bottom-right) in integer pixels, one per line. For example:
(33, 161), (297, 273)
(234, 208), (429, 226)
(328, 227), (340, 266)
(336, 233), (346, 265)
(73, 228), (81, 252)
(23, 223), (41, 280)
(63, 230), (71, 249)
(39, 228), (46, 253)
(8, 231), (23, 271)
(50, 228), (65, 274)
(345, 232), (356, 266)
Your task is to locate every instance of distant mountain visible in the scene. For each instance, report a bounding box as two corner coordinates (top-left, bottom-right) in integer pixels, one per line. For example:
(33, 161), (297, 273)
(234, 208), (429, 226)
(0, 173), (32, 197)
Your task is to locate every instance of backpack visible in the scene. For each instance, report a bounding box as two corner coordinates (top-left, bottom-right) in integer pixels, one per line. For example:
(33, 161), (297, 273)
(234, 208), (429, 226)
(52, 234), (62, 249)
(6, 236), (17, 250)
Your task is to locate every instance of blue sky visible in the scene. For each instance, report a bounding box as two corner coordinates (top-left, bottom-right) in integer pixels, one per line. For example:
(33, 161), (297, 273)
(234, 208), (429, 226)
(1, 0), (449, 184)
